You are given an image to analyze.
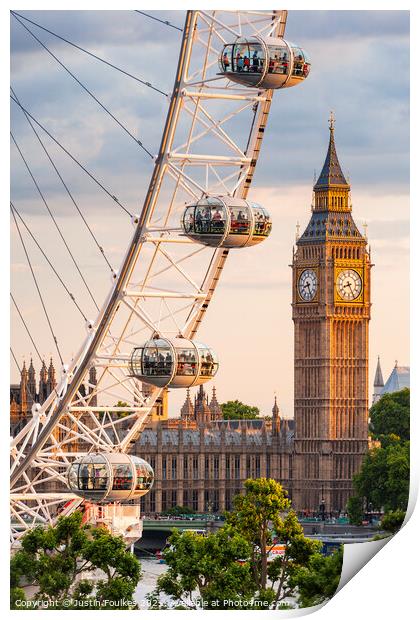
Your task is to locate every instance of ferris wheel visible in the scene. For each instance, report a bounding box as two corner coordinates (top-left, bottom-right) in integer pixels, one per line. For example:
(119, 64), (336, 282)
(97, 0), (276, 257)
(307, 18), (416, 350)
(10, 9), (310, 545)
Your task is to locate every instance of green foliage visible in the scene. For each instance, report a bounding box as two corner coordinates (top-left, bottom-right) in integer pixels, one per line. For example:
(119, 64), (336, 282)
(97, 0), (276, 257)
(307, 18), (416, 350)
(114, 400), (132, 418)
(221, 400), (260, 420)
(10, 511), (140, 609)
(152, 478), (327, 610)
(352, 441), (409, 512)
(226, 479), (323, 607)
(347, 496), (364, 526)
(291, 547), (343, 608)
(162, 505), (195, 516)
(370, 388), (410, 441)
(380, 510), (406, 534)
(348, 390), (410, 522)
(10, 587), (26, 609)
(153, 528), (255, 609)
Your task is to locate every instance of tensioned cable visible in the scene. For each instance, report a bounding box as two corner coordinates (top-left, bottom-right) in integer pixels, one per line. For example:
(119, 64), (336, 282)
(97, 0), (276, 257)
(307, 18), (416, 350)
(10, 94), (132, 218)
(11, 10), (168, 96)
(11, 207), (64, 365)
(10, 293), (43, 364)
(12, 13), (155, 159)
(11, 86), (113, 273)
(11, 202), (88, 323)
(134, 10), (183, 32)
(11, 131), (99, 312)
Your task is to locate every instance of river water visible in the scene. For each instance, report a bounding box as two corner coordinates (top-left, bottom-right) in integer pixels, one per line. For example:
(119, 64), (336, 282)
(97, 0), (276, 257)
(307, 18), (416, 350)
(134, 558), (170, 609)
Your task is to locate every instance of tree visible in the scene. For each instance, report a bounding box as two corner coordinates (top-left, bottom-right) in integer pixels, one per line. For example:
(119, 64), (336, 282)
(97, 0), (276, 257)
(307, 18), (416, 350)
(114, 400), (132, 418)
(291, 546), (343, 608)
(348, 389), (410, 524)
(380, 510), (406, 534)
(162, 505), (195, 516)
(346, 496), (364, 526)
(226, 478), (322, 607)
(369, 388), (410, 441)
(151, 529), (255, 609)
(221, 400), (259, 420)
(10, 511), (140, 609)
(347, 440), (409, 521)
(151, 479), (337, 610)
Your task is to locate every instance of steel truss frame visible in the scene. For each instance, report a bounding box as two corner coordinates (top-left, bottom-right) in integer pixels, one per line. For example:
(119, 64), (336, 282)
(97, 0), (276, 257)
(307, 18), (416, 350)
(10, 9), (287, 544)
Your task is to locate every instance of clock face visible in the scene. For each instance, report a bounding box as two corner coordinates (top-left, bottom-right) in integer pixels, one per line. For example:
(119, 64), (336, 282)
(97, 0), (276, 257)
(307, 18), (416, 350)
(298, 269), (317, 301)
(336, 269), (363, 301)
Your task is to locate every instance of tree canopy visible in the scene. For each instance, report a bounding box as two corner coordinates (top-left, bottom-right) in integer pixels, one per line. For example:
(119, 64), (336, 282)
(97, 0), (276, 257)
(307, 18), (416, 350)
(380, 509), (406, 534)
(150, 529), (254, 609)
(348, 389), (410, 525)
(221, 400), (260, 420)
(352, 440), (409, 513)
(369, 388), (410, 441)
(346, 496), (364, 526)
(291, 546), (343, 608)
(10, 511), (140, 609)
(162, 505), (195, 516)
(151, 478), (341, 610)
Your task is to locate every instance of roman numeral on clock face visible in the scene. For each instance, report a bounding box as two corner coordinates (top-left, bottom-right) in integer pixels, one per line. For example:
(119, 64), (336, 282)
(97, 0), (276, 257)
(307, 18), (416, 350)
(298, 269), (317, 301)
(336, 269), (362, 300)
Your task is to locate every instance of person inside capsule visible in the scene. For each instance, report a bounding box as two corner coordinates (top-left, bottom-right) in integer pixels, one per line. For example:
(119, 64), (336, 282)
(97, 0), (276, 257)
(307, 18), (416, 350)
(135, 461), (154, 490)
(253, 204), (271, 236)
(112, 463), (132, 491)
(199, 349), (216, 376)
(177, 348), (197, 376)
(142, 342), (173, 377)
(221, 41), (310, 82)
(72, 460), (108, 492)
(252, 50), (261, 72)
(230, 207), (250, 234)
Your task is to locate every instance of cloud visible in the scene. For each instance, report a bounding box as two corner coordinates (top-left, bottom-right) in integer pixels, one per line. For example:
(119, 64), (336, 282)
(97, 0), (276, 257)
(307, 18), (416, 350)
(286, 10), (409, 41)
(10, 10), (410, 417)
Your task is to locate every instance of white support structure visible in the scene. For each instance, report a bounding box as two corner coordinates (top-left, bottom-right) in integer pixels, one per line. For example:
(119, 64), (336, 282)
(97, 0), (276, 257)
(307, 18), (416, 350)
(10, 10), (288, 546)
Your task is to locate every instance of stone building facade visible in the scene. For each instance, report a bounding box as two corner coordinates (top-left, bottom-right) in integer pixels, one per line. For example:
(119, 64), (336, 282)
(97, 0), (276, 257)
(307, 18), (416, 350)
(10, 358), (58, 435)
(135, 387), (294, 514)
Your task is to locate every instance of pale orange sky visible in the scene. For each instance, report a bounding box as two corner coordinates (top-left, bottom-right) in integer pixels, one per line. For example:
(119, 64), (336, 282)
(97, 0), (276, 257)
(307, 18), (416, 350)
(11, 181), (409, 419)
(10, 10), (410, 419)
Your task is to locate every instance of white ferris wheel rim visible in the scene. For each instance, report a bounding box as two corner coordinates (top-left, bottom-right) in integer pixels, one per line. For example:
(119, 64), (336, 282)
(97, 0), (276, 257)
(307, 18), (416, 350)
(10, 9), (289, 543)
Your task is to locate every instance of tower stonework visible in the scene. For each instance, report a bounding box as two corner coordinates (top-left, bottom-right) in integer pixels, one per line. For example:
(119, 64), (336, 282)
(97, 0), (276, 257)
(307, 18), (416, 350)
(291, 116), (371, 514)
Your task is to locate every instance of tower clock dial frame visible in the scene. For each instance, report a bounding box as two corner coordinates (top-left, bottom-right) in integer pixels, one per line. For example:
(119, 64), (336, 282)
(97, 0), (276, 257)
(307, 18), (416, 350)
(336, 268), (363, 302)
(297, 268), (318, 302)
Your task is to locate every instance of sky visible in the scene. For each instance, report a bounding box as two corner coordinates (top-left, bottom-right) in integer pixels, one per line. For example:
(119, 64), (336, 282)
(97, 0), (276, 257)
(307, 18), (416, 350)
(10, 9), (410, 418)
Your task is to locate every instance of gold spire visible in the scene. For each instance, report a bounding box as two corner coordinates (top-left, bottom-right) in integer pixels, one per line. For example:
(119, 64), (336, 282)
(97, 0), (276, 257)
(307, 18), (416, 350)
(363, 222), (368, 239)
(314, 113), (349, 190)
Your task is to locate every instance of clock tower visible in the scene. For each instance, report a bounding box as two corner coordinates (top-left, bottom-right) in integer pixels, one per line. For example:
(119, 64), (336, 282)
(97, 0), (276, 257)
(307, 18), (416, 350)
(291, 115), (371, 514)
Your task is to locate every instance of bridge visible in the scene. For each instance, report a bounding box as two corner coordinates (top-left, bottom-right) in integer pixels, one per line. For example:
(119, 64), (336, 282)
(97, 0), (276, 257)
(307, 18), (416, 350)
(135, 517), (380, 553)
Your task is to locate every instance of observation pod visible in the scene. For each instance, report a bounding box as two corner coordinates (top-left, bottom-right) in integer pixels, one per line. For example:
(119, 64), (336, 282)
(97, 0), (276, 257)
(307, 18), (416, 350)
(219, 36), (311, 89)
(67, 453), (154, 503)
(181, 196), (271, 248)
(130, 337), (218, 388)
